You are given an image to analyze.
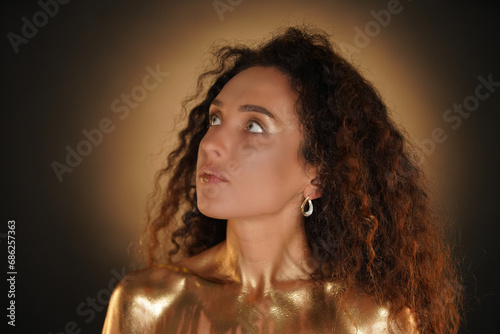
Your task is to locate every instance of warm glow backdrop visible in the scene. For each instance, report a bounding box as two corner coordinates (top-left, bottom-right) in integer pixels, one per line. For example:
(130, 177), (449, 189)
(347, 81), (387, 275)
(2, 0), (499, 332)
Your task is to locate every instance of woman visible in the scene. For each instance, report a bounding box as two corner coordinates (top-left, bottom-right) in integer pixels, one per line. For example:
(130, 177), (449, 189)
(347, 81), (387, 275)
(103, 26), (462, 333)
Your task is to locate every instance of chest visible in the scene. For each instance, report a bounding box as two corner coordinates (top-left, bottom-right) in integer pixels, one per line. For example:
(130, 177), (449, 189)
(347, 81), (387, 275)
(141, 282), (364, 333)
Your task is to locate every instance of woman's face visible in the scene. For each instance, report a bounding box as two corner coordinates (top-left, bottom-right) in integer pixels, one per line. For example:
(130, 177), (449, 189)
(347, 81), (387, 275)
(196, 66), (316, 220)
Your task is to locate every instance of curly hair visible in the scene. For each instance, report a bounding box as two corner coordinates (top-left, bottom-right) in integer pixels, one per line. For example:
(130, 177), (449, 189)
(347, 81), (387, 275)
(141, 26), (462, 333)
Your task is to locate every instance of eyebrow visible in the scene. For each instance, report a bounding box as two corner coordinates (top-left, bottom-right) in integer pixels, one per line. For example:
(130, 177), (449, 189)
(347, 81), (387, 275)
(211, 98), (276, 120)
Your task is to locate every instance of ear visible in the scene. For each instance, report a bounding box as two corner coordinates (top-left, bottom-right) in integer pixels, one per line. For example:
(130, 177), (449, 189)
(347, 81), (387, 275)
(304, 176), (322, 201)
(303, 165), (322, 200)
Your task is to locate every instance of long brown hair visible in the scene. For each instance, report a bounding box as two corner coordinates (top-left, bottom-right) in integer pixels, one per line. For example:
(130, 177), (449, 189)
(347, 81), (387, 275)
(141, 26), (462, 333)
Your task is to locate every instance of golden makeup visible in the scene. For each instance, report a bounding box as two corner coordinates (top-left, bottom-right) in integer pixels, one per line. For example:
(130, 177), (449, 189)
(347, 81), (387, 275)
(102, 263), (416, 334)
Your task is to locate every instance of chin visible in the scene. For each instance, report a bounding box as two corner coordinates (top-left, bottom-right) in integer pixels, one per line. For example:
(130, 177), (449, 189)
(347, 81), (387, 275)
(196, 196), (228, 220)
(197, 207), (229, 220)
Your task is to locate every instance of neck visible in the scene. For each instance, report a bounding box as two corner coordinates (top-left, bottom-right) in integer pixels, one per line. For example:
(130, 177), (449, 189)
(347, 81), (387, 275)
(217, 210), (313, 291)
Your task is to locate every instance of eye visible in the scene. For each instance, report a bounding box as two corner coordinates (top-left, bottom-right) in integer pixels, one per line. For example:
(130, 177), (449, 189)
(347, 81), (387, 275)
(208, 113), (221, 126)
(247, 120), (264, 133)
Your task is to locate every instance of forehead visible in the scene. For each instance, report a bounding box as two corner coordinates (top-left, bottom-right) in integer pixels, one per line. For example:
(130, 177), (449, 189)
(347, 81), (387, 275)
(215, 66), (298, 121)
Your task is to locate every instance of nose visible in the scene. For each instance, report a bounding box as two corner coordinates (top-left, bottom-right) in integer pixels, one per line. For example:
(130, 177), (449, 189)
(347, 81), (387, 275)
(199, 125), (230, 159)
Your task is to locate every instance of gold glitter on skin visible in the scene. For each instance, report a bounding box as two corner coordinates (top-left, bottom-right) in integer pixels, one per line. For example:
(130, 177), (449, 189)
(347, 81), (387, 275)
(102, 262), (416, 333)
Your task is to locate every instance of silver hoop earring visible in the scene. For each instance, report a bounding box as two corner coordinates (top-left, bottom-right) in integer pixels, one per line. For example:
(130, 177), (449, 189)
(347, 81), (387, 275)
(301, 196), (313, 217)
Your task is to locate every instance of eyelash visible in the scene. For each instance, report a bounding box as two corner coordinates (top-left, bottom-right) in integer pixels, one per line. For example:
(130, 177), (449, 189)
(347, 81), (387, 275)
(207, 113), (265, 134)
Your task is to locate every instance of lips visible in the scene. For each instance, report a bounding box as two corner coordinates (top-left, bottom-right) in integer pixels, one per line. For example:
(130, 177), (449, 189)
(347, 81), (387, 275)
(198, 165), (229, 184)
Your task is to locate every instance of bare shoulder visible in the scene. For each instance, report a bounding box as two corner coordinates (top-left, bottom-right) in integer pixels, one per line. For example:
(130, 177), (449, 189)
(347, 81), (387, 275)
(336, 287), (419, 334)
(102, 264), (197, 334)
(115, 264), (193, 293)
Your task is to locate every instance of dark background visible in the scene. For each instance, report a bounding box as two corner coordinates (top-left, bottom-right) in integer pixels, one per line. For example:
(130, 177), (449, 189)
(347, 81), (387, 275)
(2, 0), (499, 332)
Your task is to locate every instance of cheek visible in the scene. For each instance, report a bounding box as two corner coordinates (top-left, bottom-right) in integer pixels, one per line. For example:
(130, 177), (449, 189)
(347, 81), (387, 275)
(237, 136), (305, 190)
